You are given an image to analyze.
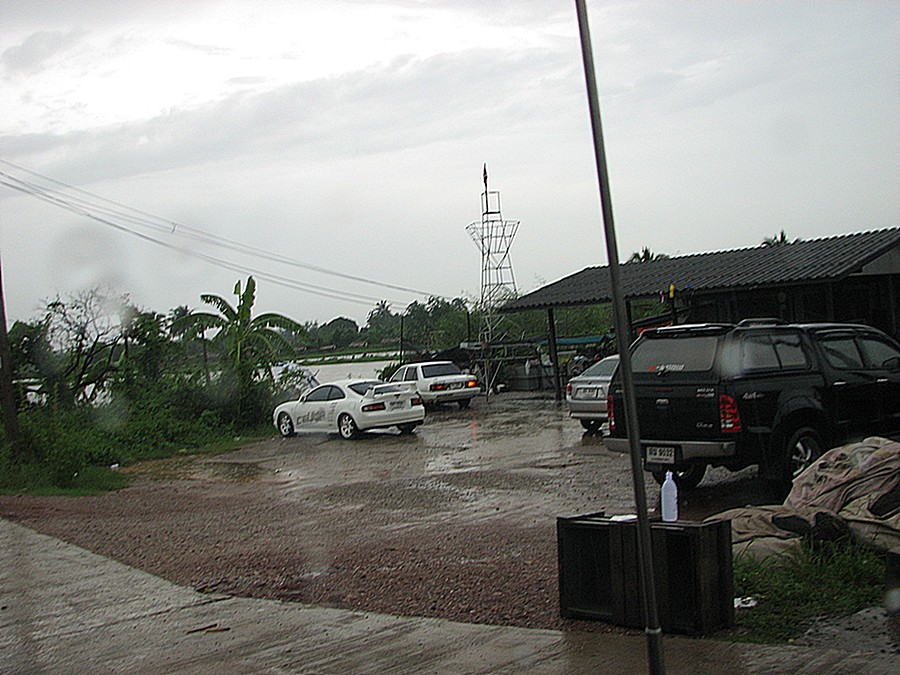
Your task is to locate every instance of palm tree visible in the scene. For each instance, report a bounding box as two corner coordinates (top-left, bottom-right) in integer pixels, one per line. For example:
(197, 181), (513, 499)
(628, 247), (669, 263)
(173, 277), (303, 423)
(762, 230), (793, 247)
(168, 304), (212, 384)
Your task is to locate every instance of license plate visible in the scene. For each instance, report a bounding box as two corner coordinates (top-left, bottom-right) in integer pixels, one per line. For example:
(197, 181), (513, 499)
(646, 445), (676, 464)
(389, 400), (404, 409)
(576, 387), (598, 399)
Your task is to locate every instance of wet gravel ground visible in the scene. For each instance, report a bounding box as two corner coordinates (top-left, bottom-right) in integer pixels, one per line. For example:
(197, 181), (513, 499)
(0, 394), (797, 635)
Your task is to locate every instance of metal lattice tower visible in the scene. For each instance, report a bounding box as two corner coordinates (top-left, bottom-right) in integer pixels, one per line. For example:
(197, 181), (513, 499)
(467, 165), (518, 346)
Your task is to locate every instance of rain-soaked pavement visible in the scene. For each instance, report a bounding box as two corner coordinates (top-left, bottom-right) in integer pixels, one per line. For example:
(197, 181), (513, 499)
(213, 391), (775, 525)
(5, 392), (899, 673)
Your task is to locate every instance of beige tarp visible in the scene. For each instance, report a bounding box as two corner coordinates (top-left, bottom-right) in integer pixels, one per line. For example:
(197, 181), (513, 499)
(707, 437), (900, 560)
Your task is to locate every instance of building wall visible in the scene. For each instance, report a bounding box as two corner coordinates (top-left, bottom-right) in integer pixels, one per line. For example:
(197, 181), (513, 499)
(689, 274), (900, 339)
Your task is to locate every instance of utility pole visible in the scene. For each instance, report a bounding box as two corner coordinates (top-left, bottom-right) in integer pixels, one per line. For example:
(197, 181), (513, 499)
(0, 251), (24, 461)
(575, 1), (666, 673)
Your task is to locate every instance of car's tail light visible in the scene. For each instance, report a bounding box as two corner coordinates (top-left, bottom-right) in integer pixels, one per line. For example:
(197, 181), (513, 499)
(719, 395), (742, 433)
(411, 396), (423, 406)
(607, 394), (615, 431)
(465, 379), (477, 388)
(566, 382), (572, 396)
(362, 402), (386, 412)
(430, 383), (445, 391)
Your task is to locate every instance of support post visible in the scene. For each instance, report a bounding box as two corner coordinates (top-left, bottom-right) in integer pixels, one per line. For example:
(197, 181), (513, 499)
(547, 307), (562, 401)
(0, 253), (23, 461)
(575, 2), (665, 672)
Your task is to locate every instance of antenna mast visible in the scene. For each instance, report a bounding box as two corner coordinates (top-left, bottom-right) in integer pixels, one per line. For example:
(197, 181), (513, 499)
(467, 165), (519, 394)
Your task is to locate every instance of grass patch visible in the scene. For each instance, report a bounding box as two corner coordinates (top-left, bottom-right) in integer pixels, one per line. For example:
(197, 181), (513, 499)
(0, 463), (130, 496)
(0, 427), (274, 495)
(728, 538), (885, 643)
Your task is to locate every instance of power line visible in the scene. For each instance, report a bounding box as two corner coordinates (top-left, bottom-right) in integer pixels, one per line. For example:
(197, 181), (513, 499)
(0, 173), (391, 307)
(0, 159), (445, 308)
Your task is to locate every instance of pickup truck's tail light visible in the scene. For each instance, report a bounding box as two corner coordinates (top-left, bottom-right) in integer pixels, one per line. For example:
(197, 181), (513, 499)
(607, 394), (615, 431)
(362, 402), (386, 412)
(719, 395), (742, 433)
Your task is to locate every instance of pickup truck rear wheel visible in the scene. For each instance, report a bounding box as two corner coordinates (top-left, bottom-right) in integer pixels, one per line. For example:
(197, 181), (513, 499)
(651, 463), (706, 491)
(784, 426), (824, 482)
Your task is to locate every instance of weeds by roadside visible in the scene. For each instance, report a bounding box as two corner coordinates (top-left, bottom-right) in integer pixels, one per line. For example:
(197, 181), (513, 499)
(728, 538), (885, 643)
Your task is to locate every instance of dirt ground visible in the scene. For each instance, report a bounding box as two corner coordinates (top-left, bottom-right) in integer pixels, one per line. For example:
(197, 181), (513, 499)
(1, 394), (893, 648)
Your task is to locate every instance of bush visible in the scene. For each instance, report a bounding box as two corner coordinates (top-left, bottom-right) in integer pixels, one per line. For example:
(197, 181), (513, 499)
(2, 371), (277, 491)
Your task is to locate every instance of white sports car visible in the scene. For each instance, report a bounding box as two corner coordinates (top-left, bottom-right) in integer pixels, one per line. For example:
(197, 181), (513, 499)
(273, 379), (425, 439)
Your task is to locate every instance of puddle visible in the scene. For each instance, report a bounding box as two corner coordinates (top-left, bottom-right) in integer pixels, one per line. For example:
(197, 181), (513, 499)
(122, 455), (265, 483)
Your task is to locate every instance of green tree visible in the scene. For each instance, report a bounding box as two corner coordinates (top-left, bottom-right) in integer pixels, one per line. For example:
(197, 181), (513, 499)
(318, 316), (359, 349)
(172, 277), (303, 425)
(23, 288), (130, 408)
(762, 230), (795, 247)
(628, 247), (669, 263)
(364, 300), (400, 345)
(115, 309), (170, 395)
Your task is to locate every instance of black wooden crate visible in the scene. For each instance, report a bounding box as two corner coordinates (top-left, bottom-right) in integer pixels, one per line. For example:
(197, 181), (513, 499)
(557, 514), (734, 634)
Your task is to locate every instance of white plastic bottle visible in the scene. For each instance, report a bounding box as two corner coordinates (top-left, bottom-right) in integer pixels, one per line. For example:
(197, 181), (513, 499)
(661, 471), (678, 522)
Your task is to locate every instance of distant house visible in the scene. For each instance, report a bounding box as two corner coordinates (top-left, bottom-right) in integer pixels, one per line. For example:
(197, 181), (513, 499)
(502, 227), (900, 339)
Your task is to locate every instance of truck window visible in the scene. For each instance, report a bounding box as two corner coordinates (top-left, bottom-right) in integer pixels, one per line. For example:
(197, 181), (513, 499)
(740, 334), (779, 371)
(819, 335), (864, 369)
(857, 336), (900, 369)
(772, 333), (808, 369)
(631, 336), (718, 373)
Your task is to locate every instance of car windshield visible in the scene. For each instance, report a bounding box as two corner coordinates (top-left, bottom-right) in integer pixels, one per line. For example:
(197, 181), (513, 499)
(421, 363), (461, 377)
(348, 380), (383, 395)
(631, 336), (718, 373)
(580, 357), (618, 378)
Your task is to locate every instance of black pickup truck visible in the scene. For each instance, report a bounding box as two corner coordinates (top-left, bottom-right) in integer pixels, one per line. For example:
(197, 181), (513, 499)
(604, 320), (900, 490)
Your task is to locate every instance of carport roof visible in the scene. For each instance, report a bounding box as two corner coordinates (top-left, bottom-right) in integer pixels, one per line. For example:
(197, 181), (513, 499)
(501, 227), (900, 312)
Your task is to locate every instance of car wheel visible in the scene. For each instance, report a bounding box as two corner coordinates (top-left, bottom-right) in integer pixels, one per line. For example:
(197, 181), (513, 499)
(580, 419), (600, 432)
(338, 413), (359, 440)
(277, 412), (295, 438)
(652, 463), (706, 491)
(784, 426), (824, 482)
(458, 398), (471, 409)
(398, 423), (417, 434)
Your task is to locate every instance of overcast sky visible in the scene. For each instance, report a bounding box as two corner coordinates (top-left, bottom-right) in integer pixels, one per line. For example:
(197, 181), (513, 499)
(1, 0), (897, 328)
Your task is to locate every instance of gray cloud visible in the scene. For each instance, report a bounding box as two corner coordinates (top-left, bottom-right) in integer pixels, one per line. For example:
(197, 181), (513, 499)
(1, 45), (573, 184)
(2, 28), (85, 75)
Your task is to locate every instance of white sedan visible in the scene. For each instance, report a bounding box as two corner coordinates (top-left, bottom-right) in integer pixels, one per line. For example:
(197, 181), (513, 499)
(389, 361), (480, 408)
(273, 379), (425, 439)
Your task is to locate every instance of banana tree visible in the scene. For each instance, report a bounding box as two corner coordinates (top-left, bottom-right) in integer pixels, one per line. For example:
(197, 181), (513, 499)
(173, 277), (303, 423)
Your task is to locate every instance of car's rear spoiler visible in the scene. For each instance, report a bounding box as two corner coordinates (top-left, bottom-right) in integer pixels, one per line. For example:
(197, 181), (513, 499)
(366, 382), (417, 397)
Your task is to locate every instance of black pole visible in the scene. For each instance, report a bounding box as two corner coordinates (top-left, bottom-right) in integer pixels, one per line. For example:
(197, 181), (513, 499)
(547, 307), (562, 401)
(575, 2), (665, 673)
(399, 314), (405, 365)
(0, 252), (23, 461)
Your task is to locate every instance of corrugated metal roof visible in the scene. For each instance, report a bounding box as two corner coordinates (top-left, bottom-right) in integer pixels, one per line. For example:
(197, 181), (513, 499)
(501, 227), (900, 312)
